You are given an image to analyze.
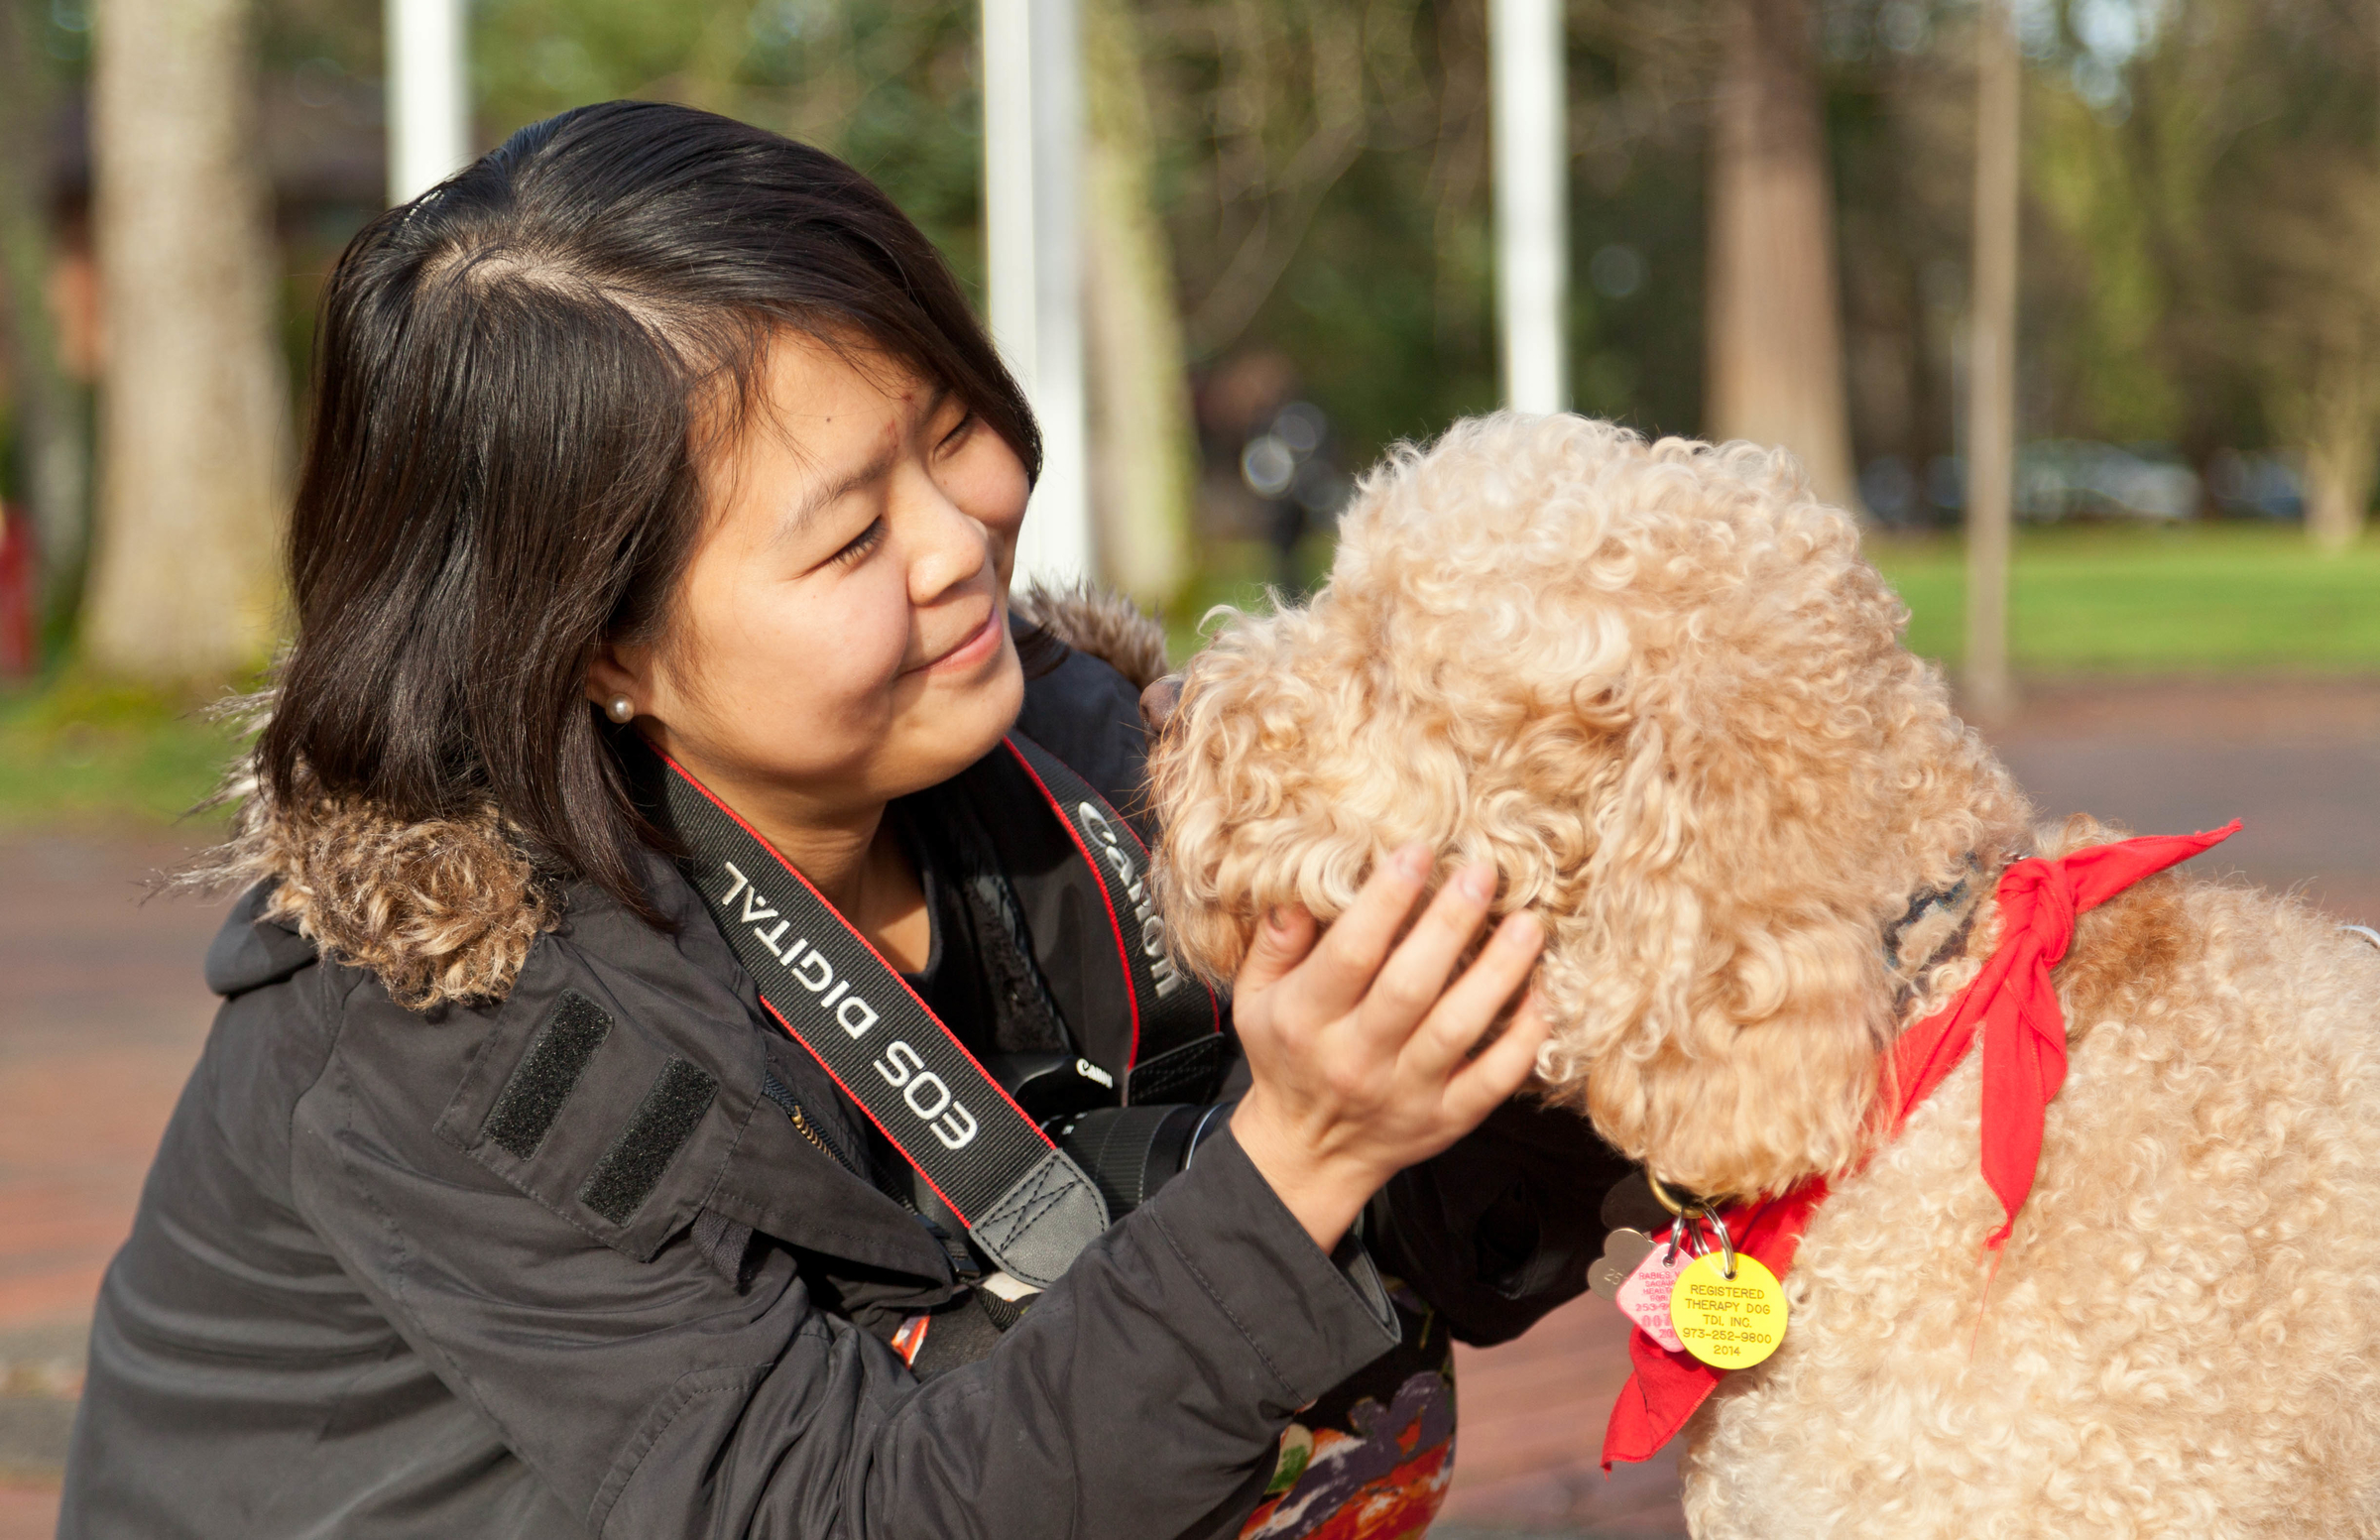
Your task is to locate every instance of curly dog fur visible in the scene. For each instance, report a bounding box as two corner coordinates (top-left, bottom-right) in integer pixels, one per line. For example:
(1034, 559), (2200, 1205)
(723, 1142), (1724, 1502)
(1148, 413), (2380, 1535)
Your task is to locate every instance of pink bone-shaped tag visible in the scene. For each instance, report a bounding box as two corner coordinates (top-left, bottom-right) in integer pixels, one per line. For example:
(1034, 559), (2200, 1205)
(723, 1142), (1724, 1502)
(1615, 1243), (1689, 1352)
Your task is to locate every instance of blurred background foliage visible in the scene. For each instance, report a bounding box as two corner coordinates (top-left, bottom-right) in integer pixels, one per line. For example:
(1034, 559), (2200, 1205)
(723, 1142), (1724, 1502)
(2, 0), (2378, 825)
(20, 0), (2380, 498)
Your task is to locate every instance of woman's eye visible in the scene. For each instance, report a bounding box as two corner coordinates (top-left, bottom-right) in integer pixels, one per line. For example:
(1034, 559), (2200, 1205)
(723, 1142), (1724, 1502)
(937, 410), (977, 452)
(828, 517), (886, 568)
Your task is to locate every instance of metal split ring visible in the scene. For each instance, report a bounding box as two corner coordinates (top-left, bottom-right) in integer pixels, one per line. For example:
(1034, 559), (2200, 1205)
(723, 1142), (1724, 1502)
(1659, 1197), (1737, 1280)
(1693, 1201), (1737, 1280)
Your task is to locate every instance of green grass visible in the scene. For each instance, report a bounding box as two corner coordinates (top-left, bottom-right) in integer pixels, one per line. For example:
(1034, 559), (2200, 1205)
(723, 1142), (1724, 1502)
(0, 676), (242, 831)
(1867, 523), (2380, 674)
(1175, 522), (2380, 676)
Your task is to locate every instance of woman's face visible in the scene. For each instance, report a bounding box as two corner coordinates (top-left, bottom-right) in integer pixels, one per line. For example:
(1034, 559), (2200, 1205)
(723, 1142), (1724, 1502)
(594, 330), (1029, 822)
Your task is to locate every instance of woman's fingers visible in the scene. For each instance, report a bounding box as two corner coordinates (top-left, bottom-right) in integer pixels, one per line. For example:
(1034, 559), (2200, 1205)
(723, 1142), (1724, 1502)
(1235, 903), (1319, 997)
(1356, 862), (1501, 1045)
(1290, 842), (1434, 1017)
(1403, 909), (1544, 1079)
(1225, 849), (1555, 1251)
(1442, 989), (1553, 1125)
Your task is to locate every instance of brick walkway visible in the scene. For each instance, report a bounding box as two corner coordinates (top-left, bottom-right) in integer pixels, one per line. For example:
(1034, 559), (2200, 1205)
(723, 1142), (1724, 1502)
(0, 831), (227, 1536)
(3, 679), (2374, 1539)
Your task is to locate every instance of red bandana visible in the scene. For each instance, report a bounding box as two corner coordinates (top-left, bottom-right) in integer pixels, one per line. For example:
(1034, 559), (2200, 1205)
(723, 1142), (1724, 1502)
(1601, 821), (2241, 1469)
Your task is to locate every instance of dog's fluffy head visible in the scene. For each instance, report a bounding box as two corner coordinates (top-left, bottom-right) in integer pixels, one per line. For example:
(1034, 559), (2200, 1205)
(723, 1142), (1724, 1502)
(1148, 415), (2030, 1198)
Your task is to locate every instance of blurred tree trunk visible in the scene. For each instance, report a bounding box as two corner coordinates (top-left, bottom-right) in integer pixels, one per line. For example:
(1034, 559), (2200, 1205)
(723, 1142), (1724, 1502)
(1081, 0), (1192, 607)
(1704, 0), (1860, 514)
(0, 0), (89, 642)
(84, 0), (286, 684)
(2294, 10), (2380, 555)
(2253, 153), (2380, 556)
(2295, 350), (2376, 552)
(1964, 0), (2019, 721)
(2286, 11), (2380, 555)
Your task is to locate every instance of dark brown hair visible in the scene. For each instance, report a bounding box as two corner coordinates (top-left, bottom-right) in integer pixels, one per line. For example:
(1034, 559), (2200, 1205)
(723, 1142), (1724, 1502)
(261, 101), (1038, 917)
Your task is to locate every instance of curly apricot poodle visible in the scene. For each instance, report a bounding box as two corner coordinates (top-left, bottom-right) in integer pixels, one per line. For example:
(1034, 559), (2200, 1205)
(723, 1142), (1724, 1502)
(1149, 414), (2380, 1537)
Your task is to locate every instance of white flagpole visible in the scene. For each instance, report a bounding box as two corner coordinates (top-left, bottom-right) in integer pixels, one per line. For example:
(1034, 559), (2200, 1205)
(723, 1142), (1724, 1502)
(386, 0), (469, 204)
(983, 0), (1091, 591)
(1491, 0), (1569, 414)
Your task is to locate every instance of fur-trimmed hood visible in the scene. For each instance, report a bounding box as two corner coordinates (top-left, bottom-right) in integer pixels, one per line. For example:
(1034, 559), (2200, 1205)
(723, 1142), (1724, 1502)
(190, 775), (559, 1011)
(194, 585), (1170, 1012)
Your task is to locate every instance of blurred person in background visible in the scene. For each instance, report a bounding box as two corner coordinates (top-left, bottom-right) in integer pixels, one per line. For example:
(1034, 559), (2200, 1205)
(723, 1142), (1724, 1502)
(57, 103), (1619, 1540)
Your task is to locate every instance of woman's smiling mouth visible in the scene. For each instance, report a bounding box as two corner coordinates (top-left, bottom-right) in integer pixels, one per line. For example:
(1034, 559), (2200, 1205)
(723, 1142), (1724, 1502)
(913, 607), (1002, 674)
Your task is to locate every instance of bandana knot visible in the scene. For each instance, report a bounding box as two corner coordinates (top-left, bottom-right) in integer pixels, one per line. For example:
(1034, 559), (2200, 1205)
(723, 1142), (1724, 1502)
(2000, 856), (2080, 965)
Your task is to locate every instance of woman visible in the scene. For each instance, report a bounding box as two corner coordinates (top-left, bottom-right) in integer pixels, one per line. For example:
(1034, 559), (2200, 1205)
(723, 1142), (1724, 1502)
(62, 103), (1619, 1539)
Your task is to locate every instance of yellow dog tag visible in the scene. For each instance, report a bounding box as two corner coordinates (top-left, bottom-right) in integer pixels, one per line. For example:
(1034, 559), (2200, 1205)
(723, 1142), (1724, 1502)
(1668, 1251), (1788, 1369)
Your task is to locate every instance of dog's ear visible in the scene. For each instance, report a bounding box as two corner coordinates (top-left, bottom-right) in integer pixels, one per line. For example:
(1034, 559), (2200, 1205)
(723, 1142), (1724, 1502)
(1146, 608), (1352, 987)
(1541, 714), (1900, 1201)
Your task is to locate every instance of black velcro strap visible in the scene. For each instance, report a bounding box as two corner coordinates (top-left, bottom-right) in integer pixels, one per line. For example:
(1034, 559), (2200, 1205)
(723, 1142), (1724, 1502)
(999, 734), (1224, 1082)
(578, 1058), (718, 1225)
(1126, 1034), (1227, 1106)
(482, 991), (613, 1159)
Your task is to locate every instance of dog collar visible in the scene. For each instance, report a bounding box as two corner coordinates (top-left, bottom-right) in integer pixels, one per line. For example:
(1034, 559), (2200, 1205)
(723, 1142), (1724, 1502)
(1882, 856), (1993, 1003)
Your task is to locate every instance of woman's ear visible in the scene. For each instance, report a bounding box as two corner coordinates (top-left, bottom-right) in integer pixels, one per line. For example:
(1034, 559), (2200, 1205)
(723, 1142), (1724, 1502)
(583, 642), (650, 716)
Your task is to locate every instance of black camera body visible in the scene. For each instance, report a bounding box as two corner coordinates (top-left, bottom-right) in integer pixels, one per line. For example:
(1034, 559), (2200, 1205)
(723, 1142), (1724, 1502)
(992, 1053), (1236, 1221)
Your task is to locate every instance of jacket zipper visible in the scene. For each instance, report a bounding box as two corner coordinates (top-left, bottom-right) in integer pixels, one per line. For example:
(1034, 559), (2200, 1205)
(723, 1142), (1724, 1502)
(763, 1072), (861, 1176)
(786, 1103), (840, 1163)
(764, 1074), (931, 1228)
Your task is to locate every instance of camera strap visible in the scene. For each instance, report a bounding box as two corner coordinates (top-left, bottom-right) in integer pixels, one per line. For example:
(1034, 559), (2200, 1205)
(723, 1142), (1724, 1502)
(993, 733), (1226, 1099)
(660, 733), (1218, 1290)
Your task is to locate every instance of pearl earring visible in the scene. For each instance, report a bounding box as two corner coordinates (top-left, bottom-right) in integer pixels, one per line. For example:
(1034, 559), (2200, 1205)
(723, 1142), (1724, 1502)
(605, 695), (635, 724)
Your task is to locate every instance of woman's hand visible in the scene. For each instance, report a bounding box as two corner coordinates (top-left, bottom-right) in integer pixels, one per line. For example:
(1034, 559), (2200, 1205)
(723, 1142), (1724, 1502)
(1228, 843), (1550, 1252)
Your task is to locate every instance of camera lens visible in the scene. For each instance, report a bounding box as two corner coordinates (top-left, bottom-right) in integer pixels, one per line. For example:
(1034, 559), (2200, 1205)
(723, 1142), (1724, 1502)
(1048, 1103), (1236, 1218)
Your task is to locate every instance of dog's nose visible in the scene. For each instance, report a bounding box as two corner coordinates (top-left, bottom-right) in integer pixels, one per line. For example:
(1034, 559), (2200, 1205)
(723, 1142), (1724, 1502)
(1139, 674), (1184, 736)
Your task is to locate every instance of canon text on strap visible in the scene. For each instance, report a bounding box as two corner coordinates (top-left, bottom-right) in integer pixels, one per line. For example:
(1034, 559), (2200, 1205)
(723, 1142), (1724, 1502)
(1073, 801), (1184, 1000)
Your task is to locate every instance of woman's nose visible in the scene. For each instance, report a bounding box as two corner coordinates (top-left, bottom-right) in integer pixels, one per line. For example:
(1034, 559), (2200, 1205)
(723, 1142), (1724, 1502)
(902, 475), (995, 603)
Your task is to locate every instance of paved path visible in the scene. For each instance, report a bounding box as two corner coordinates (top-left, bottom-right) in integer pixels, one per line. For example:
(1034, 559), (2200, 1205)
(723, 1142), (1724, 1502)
(1993, 680), (2380, 925)
(0, 831), (227, 1534)
(1, 679), (2373, 1539)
